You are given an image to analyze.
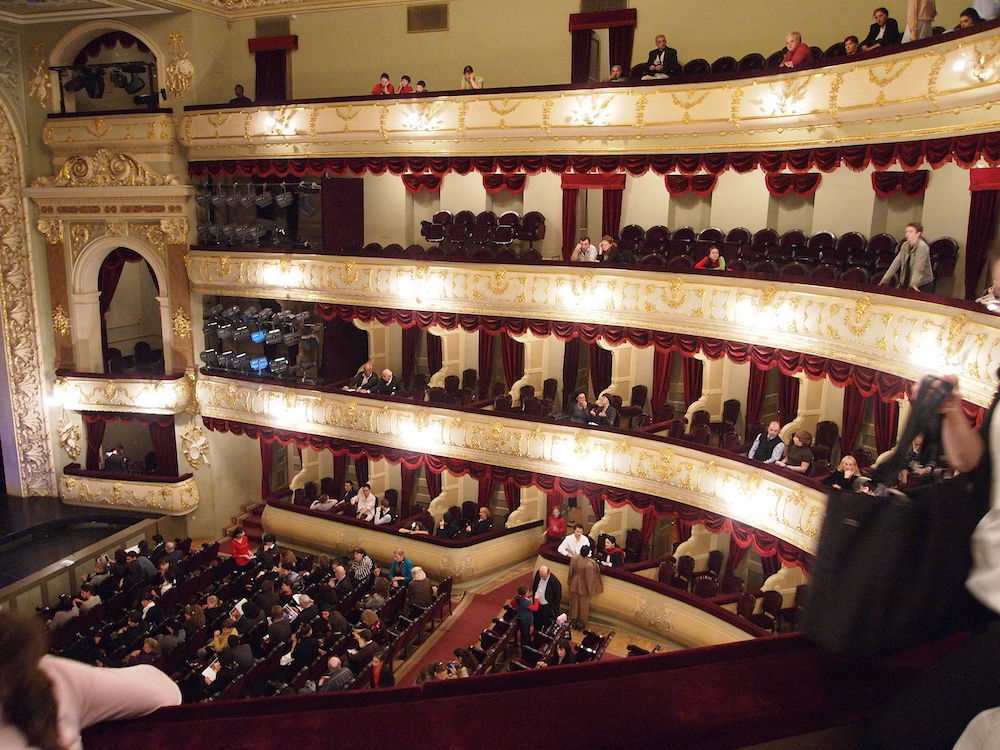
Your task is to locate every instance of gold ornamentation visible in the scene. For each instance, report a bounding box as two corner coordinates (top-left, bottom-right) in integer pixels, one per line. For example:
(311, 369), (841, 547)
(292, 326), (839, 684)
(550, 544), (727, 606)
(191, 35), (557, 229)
(160, 217), (188, 244)
(131, 222), (167, 258)
(867, 59), (912, 88)
(37, 219), (62, 244)
(34, 149), (178, 187)
(57, 413), (80, 461)
(333, 105), (359, 132)
(340, 261), (359, 286)
(59, 472), (199, 514)
(69, 224), (90, 262)
(633, 92), (647, 131)
(489, 99), (521, 129)
(179, 423), (210, 470)
(827, 72), (843, 122)
(52, 305), (71, 337)
(670, 90), (711, 124)
(165, 34), (195, 97)
(27, 44), (50, 109)
(728, 86), (744, 127)
(843, 296), (874, 336)
(541, 98), (553, 134)
(172, 307), (192, 340)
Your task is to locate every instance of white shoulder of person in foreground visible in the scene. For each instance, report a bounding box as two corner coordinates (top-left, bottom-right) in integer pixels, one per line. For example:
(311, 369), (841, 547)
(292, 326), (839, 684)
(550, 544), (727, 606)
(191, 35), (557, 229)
(0, 611), (180, 750)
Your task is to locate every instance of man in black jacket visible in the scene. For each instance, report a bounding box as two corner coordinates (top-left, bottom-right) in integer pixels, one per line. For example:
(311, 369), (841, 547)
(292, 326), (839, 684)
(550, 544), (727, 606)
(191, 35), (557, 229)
(639, 34), (681, 79)
(370, 368), (403, 396)
(861, 7), (903, 50)
(531, 565), (562, 630)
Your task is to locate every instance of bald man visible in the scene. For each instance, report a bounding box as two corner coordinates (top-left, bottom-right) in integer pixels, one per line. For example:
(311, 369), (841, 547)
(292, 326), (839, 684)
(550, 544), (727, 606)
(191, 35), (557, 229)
(531, 564), (562, 630)
(370, 368), (403, 396)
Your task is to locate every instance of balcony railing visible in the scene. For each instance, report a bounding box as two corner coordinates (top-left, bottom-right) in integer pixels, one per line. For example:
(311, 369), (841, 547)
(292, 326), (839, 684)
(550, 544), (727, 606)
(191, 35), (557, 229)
(53, 371), (195, 415)
(60, 464), (199, 515)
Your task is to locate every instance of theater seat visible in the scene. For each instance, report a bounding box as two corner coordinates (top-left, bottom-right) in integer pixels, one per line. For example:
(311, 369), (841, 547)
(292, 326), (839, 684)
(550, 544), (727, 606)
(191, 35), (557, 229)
(737, 53), (766, 71)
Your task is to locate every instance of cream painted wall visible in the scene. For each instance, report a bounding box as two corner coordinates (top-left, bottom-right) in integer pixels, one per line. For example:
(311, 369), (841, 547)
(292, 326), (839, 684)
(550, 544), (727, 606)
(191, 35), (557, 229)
(921, 162), (972, 297)
(522, 171), (563, 258)
(106, 259), (162, 354)
(193, 428), (262, 538)
(768, 193), (815, 235)
(363, 173), (408, 245)
(812, 167), (876, 237)
(440, 171), (487, 217)
(710, 171), (771, 233)
(622, 171), (669, 230)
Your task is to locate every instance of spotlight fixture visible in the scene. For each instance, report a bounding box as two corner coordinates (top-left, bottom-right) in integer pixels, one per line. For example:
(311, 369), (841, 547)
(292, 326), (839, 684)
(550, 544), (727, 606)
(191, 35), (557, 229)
(250, 356), (269, 374)
(199, 349), (219, 368)
(264, 328), (283, 345)
(232, 352), (250, 372)
(217, 350), (234, 369)
(270, 357), (289, 375)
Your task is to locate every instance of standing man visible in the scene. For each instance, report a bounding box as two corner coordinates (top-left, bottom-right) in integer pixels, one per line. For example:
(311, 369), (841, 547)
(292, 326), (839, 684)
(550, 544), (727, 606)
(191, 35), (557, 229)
(568, 545), (603, 630)
(531, 565), (562, 630)
(639, 34), (681, 79)
(747, 421), (786, 464)
(879, 222), (934, 293)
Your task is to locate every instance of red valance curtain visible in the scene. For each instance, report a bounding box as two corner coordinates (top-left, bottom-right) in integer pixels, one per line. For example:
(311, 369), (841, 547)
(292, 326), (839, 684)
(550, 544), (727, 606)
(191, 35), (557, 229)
(764, 172), (821, 197)
(401, 174), (442, 193)
(665, 174), (717, 196)
(190, 133), (1000, 180)
(73, 31), (149, 64)
(777, 373), (800, 425)
(503, 479), (521, 511)
(561, 173), (626, 190)
(746, 365), (768, 427)
(872, 170), (929, 197)
(483, 173), (526, 194)
(651, 349), (674, 411)
(840, 385), (867, 453)
(313, 303), (914, 403)
(426, 332), (443, 374)
(478, 331), (496, 399)
(589, 343), (612, 395)
(681, 356), (703, 408)
(561, 188), (579, 260)
(500, 332), (524, 388)
(602, 189), (623, 238)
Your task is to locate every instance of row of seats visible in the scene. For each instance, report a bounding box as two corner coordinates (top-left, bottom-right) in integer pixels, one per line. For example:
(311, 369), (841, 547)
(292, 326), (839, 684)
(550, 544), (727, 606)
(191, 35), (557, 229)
(355, 240), (543, 262)
(419, 210), (547, 249)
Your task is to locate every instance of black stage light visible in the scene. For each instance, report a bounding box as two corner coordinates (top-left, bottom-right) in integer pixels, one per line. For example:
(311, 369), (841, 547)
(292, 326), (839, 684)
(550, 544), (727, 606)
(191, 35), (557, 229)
(202, 321), (219, 339)
(232, 325), (250, 342)
(216, 323), (233, 341)
(282, 331), (301, 347)
(232, 352), (249, 371)
(264, 328), (283, 345)
(199, 349), (218, 368)
(270, 357), (289, 375)
(217, 350), (234, 369)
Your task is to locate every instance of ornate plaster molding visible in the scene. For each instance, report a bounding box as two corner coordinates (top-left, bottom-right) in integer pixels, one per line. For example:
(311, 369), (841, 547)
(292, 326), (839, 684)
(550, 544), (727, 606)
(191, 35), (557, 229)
(198, 374), (825, 554)
(165, 34), (194, 98)
(57, 413), (81, 462)
(59, 471), (200, 515)
(54, 372), (195, 415)
(179, 422), (209, 468)
(41, 113), (178, 156)
(187, 252), (1000, 408)
(0, 104), (55, 494)
(33, 148), (178, 187)
(27, 43), (49, 109)
(36, 218), (63, 244)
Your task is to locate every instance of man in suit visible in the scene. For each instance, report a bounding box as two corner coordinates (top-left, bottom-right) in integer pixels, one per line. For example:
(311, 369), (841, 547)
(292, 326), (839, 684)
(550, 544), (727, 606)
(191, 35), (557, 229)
(531, 565), (562, 630)
(316, 656), (354, 692)
(344, 361), (379, 392)
(347, 628), (379, 672)
(639, 34), (681, 79)
(568, 545), (603, 630)
(370, 368), (403, 396)
(333, 564), (353, 599)
(861, 7), (903, 51)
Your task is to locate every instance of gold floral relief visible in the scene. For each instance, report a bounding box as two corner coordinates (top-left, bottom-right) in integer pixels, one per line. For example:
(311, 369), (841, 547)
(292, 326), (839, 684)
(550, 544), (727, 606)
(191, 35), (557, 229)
(52, 305), (71, 337)
(36, 219), (63, 245)
(34, 149), (178, 188)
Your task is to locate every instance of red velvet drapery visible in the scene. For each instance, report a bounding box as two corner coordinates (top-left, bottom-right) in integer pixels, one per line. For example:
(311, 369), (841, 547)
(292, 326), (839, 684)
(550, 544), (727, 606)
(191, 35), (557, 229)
(840, 385), (867, 453)
(872, 170), (929, 197)
(503, 479), (521, 510)
(764, 173), (821, 197)
(681, 356), (703, 408)
(401, 326), (421, 387)
(500, 333), (524, 388)
(640, 509), (658, 545)
(82, 412), (176, 475)
(873, 397), (900, 455)
(561, 188), (578, 260)
(313, 303), (914, 403)
(746, 365), (768, 427)
(84, 418), (106, 470)
(602, 189), (623, 238)
(777, 373), (800, 425)
(189, 133), (1000, 179)
(665, 174), (717, 196)
(589, 343), (612, 395)
(562, 337), (582, 405)
(73, 31), (150, 64)
(260, 438), (273, 500)
(332, 453), (348, 491)
(401, 174), (442, 193)
(426, 332), (443, 375)
(399, 464), (418, 517)
(482, 173), (526, 194)
(651, 349), (674, 411)
(478, 331), (495, 399)
(966, 169), (1000, 299)
(354, 456), (369, 485)
(425, 466), (442, 500)
(477, 475), (495, 507)
(99, 248), (146, 359)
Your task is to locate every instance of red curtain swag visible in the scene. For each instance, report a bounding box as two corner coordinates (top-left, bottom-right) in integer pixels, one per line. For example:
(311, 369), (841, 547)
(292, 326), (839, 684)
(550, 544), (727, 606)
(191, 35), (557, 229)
(313, 303), (913, 402)
(74, 31), (149, 65)
(665, 174), (717, 196)
(560, 173), (626, 190)
(189, 133), (1000, 179)
(764, 172), (821, 197)
(205, 416), (810, 568)
(871, 170), (929, 197)
(483, 173), (526, 194)
(401, 173), (442, 193)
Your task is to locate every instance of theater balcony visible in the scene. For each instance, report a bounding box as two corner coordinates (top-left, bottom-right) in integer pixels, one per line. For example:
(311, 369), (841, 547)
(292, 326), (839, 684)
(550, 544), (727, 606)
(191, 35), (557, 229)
(53, 370), (196, 415)
(59, 465), (199, 515)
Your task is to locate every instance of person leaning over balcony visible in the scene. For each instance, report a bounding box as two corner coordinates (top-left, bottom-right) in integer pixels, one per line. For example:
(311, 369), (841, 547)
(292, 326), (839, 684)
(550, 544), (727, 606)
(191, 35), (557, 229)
(878, 222), (934, 293)
(639, 34), (681, 79)
(0, 611), (181, 750)
(460, 65), (483, 90)
(904, 0), (937, 41)
(570, 236), (599, 262)
(568, 391), (593, 423)
(779, 31), (814, 68)
(747, 421), (786, 464)
(371, 73), (395, 95)
(861, 7), (903, 50)
(398, 74), (414, 93)
(694, 246), (727, 271)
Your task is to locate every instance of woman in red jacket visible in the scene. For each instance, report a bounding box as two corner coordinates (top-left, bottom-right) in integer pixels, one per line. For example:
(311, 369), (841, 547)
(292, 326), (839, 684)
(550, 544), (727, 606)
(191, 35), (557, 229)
(544, 505), (567, 543)
(230, 527), (253, 567)
(694, 246), (727, 271)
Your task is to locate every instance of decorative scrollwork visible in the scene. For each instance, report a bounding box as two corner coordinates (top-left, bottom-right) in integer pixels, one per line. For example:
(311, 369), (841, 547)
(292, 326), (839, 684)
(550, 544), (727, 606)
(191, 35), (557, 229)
(180, 423), (210, 470)
(165, 34), (195, 97)
(34, 149), (178, 187)
(52, 305), (71, 337)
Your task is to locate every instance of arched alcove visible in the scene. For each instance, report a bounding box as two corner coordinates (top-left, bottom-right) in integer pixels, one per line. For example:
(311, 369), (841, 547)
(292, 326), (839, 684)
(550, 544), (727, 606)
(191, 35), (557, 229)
(71, 235), (173, 374)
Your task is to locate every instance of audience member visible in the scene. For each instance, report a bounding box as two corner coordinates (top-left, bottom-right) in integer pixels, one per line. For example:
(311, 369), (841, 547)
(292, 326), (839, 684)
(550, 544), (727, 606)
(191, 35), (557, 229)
(436, 506), (464, 538)
(332, 564), (353, 598)
(780, 31), (814, 68)
(460, 65), (484, 89)
(747, 420), (785, 464)
(598, 536), (625, 567)
(843, 35), (861, 54)
(160, 540), (182, 565)
(898, 433), (944, 485)
(570, 236), (599, 262)
(126, 637), (161, 666)
(607, 64), (627, 82)
(388, 547), (413, 587)
(558, 524), (590, 557)
(588, 394), (618, 426)
(313, 655), (353, 692)
(310, 493), (337, 512)
(371, 650), (395, 687)
(466, 506), (493, 535)
(822, 454), (865, 491)
(350, 483), (378, 521)
(553, 639), (577, 665)
(267, 605), (292, 645)
(568, 391), (592, 424)
(640, 34), (681, 79)
(344, 361), (378, 392)
(349, 546), (375, 585)
(362, 577), (391, 611)
(156, 621), (185, 655)
(568, 545), (603, 630)
(75, 583), (102, 613)
(257, 533), (281, 569)
(956, 7), (983, 27)
(371, 73), (395, 95)
(48, 595), (79, 631)
(861, 7), (903, 50)
(361, 608), (388, 645)
(904, 0), (937, 41)
(373, 496), (395, 526)
(544, 505), (567, 543)
(229, 527), (253, 567)
(398, 75), (414, 93)
(284, 623), (320, 673)
(346, 628), (379, 672)
(229, 84), (252, 105)
(531, 565), (562, 630)
(775, 430), (814, 474)
(602, 236), (634, 264)
(879, 222), (933, 292)
(370, 368), (403, 396)
(510, 584), (539, 643)
(416, 80), (427, 92)
(694, 246), (726, 270)
(184, 603), (206, 632)
(406, 566), (434, 609)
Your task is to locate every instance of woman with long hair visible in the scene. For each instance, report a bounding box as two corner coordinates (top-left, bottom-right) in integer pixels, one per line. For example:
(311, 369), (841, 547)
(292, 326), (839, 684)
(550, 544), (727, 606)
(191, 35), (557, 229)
(0, 611), (180, 750)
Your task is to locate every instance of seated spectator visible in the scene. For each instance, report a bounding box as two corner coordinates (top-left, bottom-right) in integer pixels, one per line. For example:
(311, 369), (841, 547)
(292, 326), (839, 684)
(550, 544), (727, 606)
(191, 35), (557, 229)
(282, 624), (320, 676)
(315, 604), (351, 639)
(126, 637), (161, 666)
(203, 594), (225, 625)
(279, 547), (298, 571)
(257, 533), (281, 569)
(399, 519), (430, 535)
(139, 589), (164, 632)
(183, 603), (206, 631)
(588, 394), (618, 426)
(454, 647), (480, 675)
(361, 608), (388, 645)
(558, 524), (590, 557)
(416, 80), (427, 92)
(346, 628), (379, 672)
(568, 391), (592, 423)
(344, 361), (378, 392)
(460, 64), (484, 89)
(254, 579), (280, 612)
(48, 595), (79, 630)
(398, 74), (414, 93)
(602, 236), (634, 265)
(694, 246), (726, 271)
(235, 601), (264, 636)
(956, 7), (983, 28)
(229, 527), (253, 567)
(75, 583), (102, 613)
(372, 496), (395, 526)
(904, 0), (937, 42)
(349, 546), (375, 586)
(156, 620), (185, 655)
(437, 506), (464, 538)
(388, 548), (413, 587)
(406, 566), (434, 609)
(780, 31), (814, 68)
(775, 430), (814, 474)
(570, 236), (599, 262)
(843, 35), (861, 54)
(160, 540), (182, 564)
(332, 564), (353, 598)
(362, 577), (391, 611)
(351, 483), (378, 521)
(371, 73), (395, 95)
(606, 64), (627, 83)
(229, 84), (252, 105)
(466, 506), (493, 535)
(822, 454), (865, 491)
(639, 34), (681, 79)
(544, 505), (567, 543)
(371, 650), (395, 687)
(861, 7), (903, 50)
(598, 536), (625, 567)
(898, 434), (944, 485)
(267, 605), (292, 645)
(313, 655), (353, 693)
(747, 421), (785, 464)
(553, 639), (577, 665)
(370, 368), (403, 396)
(310, 493), (338, 512)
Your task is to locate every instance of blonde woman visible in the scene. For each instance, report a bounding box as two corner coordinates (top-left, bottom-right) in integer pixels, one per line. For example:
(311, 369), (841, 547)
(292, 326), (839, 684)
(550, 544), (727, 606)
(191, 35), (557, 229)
(822, 454), (863, 491)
